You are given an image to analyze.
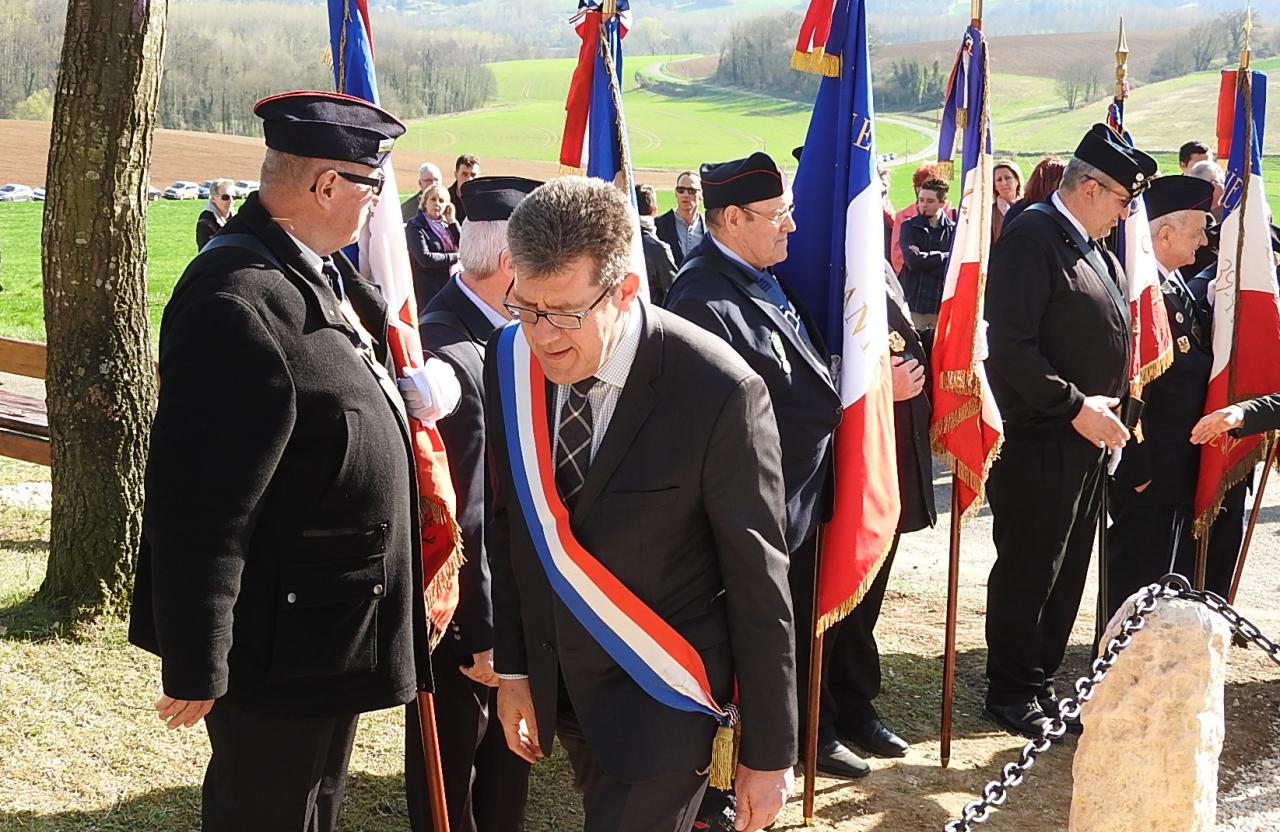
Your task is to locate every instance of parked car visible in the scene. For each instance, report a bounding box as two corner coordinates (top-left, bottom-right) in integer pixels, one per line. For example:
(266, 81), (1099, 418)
(147, 186), (161, 201)
(232, 180), (259, 198)
(0, 184), (35, 202)
(197, 180), (214, 199)
(32, 186), (46, 201)
(163, 181), (200, 200)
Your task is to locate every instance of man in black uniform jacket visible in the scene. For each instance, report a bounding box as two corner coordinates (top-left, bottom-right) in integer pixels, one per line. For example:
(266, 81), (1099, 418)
(129, 92), (460, 831)
(982, 124), (1155, 738)
(829, 265), (935, 759)
(487, 176), (797, 832)
(664, 152), (864, 779)
(1107, 176), (1216, 614)
(408, 175), (541, 832)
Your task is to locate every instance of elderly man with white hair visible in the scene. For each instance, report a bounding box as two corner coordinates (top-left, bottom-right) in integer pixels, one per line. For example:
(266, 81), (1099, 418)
(402, 160), (444, 222)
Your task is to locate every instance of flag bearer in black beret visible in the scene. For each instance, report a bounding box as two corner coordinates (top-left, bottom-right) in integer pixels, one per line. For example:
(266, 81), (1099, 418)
(981, 124), (1155, 738)
(407, 176), (541, 832)
(664, 152), (861, 783)
(129, 91), (460, 832)
(1106, 175), (1217, 615)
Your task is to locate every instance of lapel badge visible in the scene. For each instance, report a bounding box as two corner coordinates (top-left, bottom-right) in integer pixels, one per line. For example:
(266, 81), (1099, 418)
(1177, 336), (1191, 354)
(1175, 311), (1185, 324)
(769, 330), (792, 374)
(888, 331), (907, 354)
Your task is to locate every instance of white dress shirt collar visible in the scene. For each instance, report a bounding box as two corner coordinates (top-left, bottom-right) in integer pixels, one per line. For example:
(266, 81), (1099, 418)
(456, 275), (508, 329)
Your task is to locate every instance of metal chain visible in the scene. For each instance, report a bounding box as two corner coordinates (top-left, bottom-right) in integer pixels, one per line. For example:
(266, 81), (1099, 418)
(944, 574), (1280, 832)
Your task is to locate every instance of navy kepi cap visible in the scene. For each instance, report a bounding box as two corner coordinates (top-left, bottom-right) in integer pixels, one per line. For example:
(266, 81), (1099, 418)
(1144, 175), (1215, 221)
(1073, 123), (1158, 197)
(461, 176), (543, 222)
(254, 90), (405, 167)
(701, 151), (785, 210)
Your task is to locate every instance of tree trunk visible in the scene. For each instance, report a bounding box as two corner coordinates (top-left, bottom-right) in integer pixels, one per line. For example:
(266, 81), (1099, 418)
(38, 0), (167, 616)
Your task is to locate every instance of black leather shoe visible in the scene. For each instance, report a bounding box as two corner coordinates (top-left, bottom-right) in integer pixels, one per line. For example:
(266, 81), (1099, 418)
(1037, 696), (1083, 735)
(841, 718), (909, 758)
(814, 739), (872, 779)
(982, 700), (1051, 738)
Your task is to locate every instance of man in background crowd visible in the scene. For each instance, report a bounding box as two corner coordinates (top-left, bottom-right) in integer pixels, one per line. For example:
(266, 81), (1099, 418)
(449, 154), (482, 223)
(897, 177), (954, 354)
(889, 162), (946, 276)
(195, 178), (236, 250)
(635, 183), (677, 305)
(402, 161), (443, 222)
(656, 170), (705, 267)
(1179, 139), (1213, 173)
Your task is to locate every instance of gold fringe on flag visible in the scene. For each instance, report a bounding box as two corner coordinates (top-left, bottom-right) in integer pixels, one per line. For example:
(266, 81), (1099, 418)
(558, 164), (586, 177)
(1192, 433), (1273, 539)
(936, 159), (955, 181)
(422, 496), (466, 651)
(815, 531), (895, 634)
(791, 47), (842, 77)
(1134, 344), (1174, 388)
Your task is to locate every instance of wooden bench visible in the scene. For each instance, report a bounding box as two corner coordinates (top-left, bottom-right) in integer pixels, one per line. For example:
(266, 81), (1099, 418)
(0, 337), (49, 466)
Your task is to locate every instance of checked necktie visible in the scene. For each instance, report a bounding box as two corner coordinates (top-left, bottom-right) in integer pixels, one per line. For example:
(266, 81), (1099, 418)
(555, 378), (598, 510)
(321, 257), (345, 302)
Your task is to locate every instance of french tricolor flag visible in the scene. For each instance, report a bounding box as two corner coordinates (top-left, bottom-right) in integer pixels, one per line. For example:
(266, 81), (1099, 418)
(778, 0), (899, 629)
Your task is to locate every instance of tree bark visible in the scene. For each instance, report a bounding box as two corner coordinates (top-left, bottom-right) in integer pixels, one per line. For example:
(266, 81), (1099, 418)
(39, 0), (166, 616)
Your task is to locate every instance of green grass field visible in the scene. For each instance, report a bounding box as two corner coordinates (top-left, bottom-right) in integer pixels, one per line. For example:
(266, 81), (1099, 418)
(398, 55), (930, 170)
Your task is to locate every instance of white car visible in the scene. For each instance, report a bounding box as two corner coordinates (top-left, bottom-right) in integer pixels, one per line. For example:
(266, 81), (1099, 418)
(33, 186), (46, 201)
(163, 181), (200, 200)
(0, 183), (35, 202)
(197, 180), (213, 199)
(232, 180), (259, 198)
(147, 186), (161, 201)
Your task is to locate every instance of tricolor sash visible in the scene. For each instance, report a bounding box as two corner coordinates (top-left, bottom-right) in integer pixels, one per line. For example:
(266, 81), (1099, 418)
(495, 323), (737, 733)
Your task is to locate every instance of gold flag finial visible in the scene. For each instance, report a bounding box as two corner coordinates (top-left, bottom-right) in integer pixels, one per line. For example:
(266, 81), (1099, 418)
(1115, 16), (1129, 61)
(970, 0), (982, 23)
(1242, 2), (1253, 69)
(1114, 17), (1130, 100)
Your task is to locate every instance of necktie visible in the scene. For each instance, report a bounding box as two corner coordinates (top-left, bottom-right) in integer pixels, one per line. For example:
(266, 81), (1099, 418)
(756, 269), (804, 335)
(321, 257), (344, 302)
(1168, 278), (1204, 345)
(555, 379), (598, 509)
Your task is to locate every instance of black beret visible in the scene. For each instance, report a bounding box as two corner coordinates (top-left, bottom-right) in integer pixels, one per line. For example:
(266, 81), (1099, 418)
(460, 176), (542, 222)
(700, 151), (785, 210)
(254, 91), (405, 167)
(791, 145), (804, 162)
(1144, 175), (1215, 221)
(1073, 123), (1158, 198)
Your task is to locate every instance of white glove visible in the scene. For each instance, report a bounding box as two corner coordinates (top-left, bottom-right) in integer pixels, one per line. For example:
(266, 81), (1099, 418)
(974, 319), (991, 363)
(1107, 446), (1123, 476)
(396, 358), (461, 426)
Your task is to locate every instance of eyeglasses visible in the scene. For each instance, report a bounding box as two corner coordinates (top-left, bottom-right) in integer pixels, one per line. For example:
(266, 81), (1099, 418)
(310, 170), (386, 196)
(675, 186), (701, 195)
(502, 281), (614, 330)
(216, 194), (231, 202)
(1088, 177), (1137, 216)
(740, 203), (795, 227)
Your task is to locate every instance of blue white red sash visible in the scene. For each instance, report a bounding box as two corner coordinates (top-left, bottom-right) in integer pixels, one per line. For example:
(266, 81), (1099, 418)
(495, 323), (732, 724)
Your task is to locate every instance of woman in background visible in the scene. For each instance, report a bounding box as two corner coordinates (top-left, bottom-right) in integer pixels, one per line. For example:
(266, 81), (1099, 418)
(990, 160), (1023, 242)
(405, 183), (461, 312)
(1001, 156), (1065, 229)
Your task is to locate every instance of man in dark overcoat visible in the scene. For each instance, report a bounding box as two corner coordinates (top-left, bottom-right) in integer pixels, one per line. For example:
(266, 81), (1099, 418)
(129, 91), (459, 832)
(982, 124), (1155, 738)
(406, 176), (540, 832)
(664, 152), (863, 780)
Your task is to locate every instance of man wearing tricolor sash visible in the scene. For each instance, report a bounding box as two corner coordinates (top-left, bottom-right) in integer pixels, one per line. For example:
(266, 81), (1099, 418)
(982, 124), (1154, 739)
(485, 177), (798, 832)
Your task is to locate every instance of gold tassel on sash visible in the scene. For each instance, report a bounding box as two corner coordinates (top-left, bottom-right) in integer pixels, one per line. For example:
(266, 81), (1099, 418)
(708, 722), (741, 790)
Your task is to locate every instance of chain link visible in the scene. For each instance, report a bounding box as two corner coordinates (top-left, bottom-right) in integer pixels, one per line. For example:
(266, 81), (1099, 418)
(944, 574), (1280, 832)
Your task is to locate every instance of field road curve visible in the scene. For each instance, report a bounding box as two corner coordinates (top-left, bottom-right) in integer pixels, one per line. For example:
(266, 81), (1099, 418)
(640, 60), (938, 165)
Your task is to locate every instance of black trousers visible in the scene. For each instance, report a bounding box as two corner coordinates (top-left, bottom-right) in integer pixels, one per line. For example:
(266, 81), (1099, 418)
(556, 700), (707, 832)
(1106, 478), (1248, 617)
(985, 439), (1105, 705)
(201, 699), (359, 832)
(405, 647), (530, 832)
(788, 532), (840, 745)
(829, 532), (900, 732)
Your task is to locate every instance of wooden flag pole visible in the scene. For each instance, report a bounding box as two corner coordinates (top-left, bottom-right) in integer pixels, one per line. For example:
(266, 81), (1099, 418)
(802, 527), (825, 825)
(940, 477), (962, 768)
(416, 692), (451, 831)
(1229, 437), (1277, 602)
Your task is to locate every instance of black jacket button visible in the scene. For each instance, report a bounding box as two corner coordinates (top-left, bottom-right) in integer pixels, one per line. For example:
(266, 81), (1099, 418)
(541, 641), (555, 653)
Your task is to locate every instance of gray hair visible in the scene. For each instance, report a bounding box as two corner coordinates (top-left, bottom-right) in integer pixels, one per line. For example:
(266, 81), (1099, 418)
(506, 176), (634, 290)
(259, 149), (326, 192)
(458, 219), (509, 280)
(210, 178), (235, 196)
(418, 161), (442, 179)
(1186, 159), (1223, 185)
(418, 183), (450, 210)
(1150, 209), (1201, 239)
(1059, 157), (1119, 195)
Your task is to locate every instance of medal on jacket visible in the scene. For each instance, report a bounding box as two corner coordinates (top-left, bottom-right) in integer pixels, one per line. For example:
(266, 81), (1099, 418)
(769, 330), (792, 374)
(1177, 335), (1191, 354)
(888, 330), (907, 354)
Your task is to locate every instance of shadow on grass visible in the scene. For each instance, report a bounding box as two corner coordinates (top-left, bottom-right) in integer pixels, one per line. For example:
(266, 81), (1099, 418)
(0, 586), (75, 642)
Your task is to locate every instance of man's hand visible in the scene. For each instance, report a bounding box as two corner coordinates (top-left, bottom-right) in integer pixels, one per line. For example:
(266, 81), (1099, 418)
(733, 765), (794, 832)
(155, 696), (214, 730)
(397, 358), (461, 427)
(891, 355), (925, 401)
(1134, 480), (1151, 493)
(460, 649), (499, 687)
(497, 677), (544, 764)
(908, 244), (921, 254)
(1191, 405), (1244, 445)
(1070, 396), (1129, 450)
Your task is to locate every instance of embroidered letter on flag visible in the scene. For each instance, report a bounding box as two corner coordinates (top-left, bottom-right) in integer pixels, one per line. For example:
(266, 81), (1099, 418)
(928, 24), (1003, 521)
(1194, 68), (1280, 537)
(776, 0), (899, 630)
(329, 0), (463, 643)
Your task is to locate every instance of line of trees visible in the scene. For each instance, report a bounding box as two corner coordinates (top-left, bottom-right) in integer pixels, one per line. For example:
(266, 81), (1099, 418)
(1, 0), (498, 135)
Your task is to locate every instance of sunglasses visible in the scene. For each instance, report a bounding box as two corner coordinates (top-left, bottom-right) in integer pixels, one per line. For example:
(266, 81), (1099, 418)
(216, 194), (231, 202)
(675, 186), (700, 195)
(310, 170), (386, 196)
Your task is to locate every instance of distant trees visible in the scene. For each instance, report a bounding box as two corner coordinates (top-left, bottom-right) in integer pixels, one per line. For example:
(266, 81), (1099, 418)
(715, 11), (819, 102)
(1, 0), (497, 136)
(1054, 59), (1105, 112)
(876, 59), (946, 112)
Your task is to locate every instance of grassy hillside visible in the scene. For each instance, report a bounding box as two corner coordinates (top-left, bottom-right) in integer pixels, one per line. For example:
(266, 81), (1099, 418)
(399, 56), (931, 170)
